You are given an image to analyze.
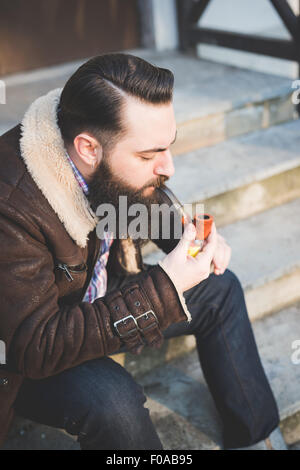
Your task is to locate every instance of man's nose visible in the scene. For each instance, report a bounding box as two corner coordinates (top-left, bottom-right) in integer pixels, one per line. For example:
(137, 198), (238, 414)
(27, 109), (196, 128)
(153, 150), (175, 178)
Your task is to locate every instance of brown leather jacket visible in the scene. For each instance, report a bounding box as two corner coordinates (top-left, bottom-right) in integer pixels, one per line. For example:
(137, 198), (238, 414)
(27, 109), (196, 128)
(0, 89), (191, 447)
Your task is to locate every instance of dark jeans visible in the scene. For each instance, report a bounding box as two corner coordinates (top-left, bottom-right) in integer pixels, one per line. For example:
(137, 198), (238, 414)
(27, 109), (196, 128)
(13, 265), (279, 450)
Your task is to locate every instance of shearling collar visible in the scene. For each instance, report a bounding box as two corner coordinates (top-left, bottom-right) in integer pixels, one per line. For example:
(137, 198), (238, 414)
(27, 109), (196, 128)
(19, 88), (98, 248)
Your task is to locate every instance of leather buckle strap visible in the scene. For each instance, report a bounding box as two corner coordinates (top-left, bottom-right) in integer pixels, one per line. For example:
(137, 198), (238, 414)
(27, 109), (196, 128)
(114, 311), (158, 337)
(122, 285), (164, 349)
(106, 291), (145, 354)
(135, 310), (158, 333)
(114, 315), (139, 338)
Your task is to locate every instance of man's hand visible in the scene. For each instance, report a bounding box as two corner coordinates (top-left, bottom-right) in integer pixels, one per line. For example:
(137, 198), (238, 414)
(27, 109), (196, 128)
(203, 232), (231, 275)
(159, 222), (218, 294)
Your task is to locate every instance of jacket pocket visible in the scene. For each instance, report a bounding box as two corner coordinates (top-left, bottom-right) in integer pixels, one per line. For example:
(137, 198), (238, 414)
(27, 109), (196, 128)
(56, 262), (87, 282)
(55, 261), (88, 300)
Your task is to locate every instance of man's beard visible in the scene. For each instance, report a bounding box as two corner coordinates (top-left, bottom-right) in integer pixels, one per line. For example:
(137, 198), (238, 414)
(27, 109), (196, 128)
(87, 155), (169, 243)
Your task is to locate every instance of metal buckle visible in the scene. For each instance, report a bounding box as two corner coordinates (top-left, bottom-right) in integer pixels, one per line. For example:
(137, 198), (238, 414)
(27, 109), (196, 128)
(113, 315), (139, 338)
(135, 310), (158, 332)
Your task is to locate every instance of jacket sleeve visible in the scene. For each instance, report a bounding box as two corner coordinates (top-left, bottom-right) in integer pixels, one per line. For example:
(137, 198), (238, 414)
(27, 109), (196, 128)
(0, 201), (190, 380)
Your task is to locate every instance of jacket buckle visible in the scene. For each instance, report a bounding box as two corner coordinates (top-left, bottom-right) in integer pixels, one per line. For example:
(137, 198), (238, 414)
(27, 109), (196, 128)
(135, 310), (158, 332)
(113, 315), (139, 338)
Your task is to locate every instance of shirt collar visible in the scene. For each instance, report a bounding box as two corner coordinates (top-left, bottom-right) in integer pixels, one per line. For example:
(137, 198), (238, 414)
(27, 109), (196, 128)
(65, 151), (89, 196)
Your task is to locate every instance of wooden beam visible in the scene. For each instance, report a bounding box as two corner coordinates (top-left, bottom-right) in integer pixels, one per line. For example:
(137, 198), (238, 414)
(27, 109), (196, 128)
(269, 0), (299, 40)
(188, 0), (212, 24)
(188, 26), (297, 60)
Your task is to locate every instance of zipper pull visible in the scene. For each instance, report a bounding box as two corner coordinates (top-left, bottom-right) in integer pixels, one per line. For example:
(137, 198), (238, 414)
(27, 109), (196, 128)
(57, 263), (74, 282)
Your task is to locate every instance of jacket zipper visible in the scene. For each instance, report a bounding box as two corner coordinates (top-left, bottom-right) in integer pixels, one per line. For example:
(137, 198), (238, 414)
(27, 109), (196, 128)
(57, 262), (87, 282)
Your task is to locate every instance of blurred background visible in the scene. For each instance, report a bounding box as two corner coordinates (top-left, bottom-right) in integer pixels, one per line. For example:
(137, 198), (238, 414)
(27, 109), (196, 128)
(0, 0), (300, 77)
(1, 0), (300, 451)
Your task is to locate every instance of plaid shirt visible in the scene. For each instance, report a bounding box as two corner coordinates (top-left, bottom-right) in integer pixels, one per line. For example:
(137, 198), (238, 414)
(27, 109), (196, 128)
(65, 152), (114, 302)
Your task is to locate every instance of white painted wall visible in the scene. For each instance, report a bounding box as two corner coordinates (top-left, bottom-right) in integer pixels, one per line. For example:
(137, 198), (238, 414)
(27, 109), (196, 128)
(151, 0), (179, 50)
(197, 0), (299, 77)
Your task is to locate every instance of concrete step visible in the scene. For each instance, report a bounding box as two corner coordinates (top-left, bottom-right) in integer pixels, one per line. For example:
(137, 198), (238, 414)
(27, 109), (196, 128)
(0, 50), (296, 153)
(143, 197), (300, 326)
(138, 300), (300, 449)
(168, 119), (300, 228)
(131, 50), (296, 155)
(4, 301), (300, 450)
(290, 441), (300, 450)
(2, 417), (80, 450)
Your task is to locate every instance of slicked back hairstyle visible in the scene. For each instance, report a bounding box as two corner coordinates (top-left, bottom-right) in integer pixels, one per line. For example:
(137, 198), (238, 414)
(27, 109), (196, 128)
(57, 53), (174, 153)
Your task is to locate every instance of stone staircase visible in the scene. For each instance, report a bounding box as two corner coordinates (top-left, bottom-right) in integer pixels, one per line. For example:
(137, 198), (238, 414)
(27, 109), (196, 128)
(2, 50), (300, 450)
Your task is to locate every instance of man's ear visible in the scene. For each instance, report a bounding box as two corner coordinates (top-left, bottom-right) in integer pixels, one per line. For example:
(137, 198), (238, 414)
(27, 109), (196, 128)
(73, 133), (103, 167)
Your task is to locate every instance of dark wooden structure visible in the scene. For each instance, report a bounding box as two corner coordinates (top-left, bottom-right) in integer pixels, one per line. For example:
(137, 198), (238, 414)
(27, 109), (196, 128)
(177, 0), (300, 69)
(0, 0), (141, 76)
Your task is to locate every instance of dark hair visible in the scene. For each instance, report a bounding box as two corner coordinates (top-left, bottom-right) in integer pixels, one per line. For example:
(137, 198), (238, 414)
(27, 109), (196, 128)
(57, 53), (174, 152)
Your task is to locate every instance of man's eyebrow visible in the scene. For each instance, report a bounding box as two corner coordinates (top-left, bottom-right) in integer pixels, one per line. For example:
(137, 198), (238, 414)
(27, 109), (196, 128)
(137, 130), (177, 154)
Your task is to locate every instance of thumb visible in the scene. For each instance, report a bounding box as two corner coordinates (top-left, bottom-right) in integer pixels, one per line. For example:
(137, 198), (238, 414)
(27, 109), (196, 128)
(176, 223), (196, 251)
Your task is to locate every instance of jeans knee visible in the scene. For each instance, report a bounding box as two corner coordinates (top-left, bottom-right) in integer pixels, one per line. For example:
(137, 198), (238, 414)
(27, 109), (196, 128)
(77, 381), (155, 449)
(225, 268), (244, 296)
(211, 268), (244, 305)
(205, 269), (246, 325)
(58, 358), (147, 438)
(97, 380), (147, 425)
(217, 269), (249, 323)
(76, 373), (148, 440)
(217, 268), (241, 292)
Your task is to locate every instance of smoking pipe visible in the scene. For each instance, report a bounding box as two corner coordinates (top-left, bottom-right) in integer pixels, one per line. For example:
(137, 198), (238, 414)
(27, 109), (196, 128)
(159, 186), (214, 257)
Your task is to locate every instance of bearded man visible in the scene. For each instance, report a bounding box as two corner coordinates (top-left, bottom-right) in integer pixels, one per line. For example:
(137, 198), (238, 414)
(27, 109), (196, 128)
(0, 53), (286, 450)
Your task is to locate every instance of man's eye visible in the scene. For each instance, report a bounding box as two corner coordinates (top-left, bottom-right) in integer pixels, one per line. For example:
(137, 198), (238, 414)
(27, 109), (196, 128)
(140, 155), (155, 161)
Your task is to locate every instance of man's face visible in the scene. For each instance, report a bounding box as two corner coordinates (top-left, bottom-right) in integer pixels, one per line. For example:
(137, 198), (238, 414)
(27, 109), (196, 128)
(87, 96), (177, 229)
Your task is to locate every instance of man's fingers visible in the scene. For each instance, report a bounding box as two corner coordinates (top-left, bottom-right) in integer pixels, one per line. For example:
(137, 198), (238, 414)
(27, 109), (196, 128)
(214, 243), (232, 275)
(192, 224), (231, 275)
(176, 223), (196, 252)
(202, 222), (217, 254)
(218, 234), (227, 244)
(195, 227), (217, 264)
